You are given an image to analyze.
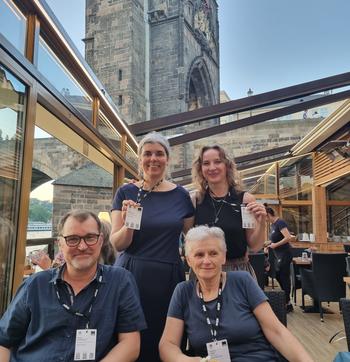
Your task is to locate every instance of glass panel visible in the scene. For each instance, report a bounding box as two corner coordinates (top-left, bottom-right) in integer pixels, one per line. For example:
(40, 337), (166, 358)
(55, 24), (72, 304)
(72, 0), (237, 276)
(0, 0), (27, 54)
(327, 175), (350, 201)
(327, 206), (350, 241)
(97, 111), (122, 151)
(246, 163), (277, 195)
(282, 206), (313, 236)
(125, 144), (138, 171)
(37, 37), (93, 122)
(0, 64), (26, 314)
(279, 155), (313, 200)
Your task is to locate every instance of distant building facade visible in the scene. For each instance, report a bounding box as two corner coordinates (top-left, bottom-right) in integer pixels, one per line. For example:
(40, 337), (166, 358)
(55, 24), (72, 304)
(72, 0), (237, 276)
(85, 0), (220, 125)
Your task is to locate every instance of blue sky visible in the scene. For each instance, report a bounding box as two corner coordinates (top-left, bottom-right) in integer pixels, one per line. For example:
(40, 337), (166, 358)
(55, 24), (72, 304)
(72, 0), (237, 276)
(46, 0), (350, 100)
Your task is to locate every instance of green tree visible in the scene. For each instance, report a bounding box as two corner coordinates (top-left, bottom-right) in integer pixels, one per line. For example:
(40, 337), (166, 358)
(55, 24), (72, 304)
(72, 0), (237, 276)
(29, 198), (52, 223)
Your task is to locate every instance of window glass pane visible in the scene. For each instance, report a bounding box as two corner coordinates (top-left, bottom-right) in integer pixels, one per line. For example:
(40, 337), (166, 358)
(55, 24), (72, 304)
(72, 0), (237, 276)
(279, 155), (313, 200)
(97, 111), (121, 150)
(282, 206), (313, 236)
(327, 206), (350, 241)
(0, 63), (26, 314)
(125, 144), (138, 171)
(0, 0), (26, 54)
(37, 37), (93, 122)
(327, 175), (350, 201)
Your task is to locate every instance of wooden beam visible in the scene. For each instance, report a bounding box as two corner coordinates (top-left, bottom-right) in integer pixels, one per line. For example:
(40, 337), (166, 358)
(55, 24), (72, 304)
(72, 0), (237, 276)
(168, 90), (350, 145)
(131, 72), (350, 136)
(25, 14), (40, 65)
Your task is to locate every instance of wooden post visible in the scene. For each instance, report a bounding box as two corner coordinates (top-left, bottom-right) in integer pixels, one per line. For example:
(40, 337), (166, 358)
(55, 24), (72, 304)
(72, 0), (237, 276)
(312, 185), (327, 243)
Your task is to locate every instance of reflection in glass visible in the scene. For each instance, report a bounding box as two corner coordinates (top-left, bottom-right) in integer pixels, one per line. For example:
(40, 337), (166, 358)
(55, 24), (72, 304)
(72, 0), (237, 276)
(0, 64), (26, 314)
(0, 0), (27, 54)
(37, 37), (92, 122)
(282, 206), (312, 236)
(279, 155), (313, 200)
(97, 111), (121, 150)
(125, 144), (138, 171)
(327, 206), (350, 240)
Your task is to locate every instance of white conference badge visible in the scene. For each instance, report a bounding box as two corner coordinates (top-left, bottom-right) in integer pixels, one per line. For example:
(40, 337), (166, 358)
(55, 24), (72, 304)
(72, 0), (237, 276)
(74, 329), (97, 361)
(125, 205), (143, 230)
(206, 339), (231, 362)
(241, 204), (256, 229)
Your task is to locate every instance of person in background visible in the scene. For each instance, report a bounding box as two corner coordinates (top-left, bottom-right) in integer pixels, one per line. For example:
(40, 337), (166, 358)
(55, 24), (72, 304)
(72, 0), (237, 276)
(110, 132), (194, 362)
(0, 210), (146, 361)
(265, 204), (294, 312)
(192, 145), (266, 275)
(99, 219), (116, 265)
(159, 225), (313, 362)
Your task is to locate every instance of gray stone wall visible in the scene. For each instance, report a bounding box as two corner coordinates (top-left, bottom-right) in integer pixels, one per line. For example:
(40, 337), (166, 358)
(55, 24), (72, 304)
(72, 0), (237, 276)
(52, 185), (113, 235)
(85, 0), (146, 124)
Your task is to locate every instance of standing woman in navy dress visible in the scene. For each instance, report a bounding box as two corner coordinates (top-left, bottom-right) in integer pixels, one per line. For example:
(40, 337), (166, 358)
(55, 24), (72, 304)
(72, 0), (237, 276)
(110, 132), (194, 362)
(192, 145), (266, 274)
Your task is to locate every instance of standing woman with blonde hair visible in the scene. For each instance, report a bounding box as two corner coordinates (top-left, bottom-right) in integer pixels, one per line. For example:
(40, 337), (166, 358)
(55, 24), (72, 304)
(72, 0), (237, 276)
(192, 145), (266, 274)
(110, 132), (194, 361)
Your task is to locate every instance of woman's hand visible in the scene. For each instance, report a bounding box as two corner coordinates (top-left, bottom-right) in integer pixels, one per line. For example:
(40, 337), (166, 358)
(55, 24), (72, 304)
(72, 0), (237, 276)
(121, 199), (140, 223)
(246, 201), (267, 223)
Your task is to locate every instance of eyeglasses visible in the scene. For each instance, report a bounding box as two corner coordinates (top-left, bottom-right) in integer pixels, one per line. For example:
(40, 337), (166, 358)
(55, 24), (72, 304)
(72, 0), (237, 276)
(60, 234), (100, 247)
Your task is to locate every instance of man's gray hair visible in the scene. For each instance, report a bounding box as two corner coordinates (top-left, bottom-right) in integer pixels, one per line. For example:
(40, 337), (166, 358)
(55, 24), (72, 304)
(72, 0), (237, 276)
(184, 225), (227, 256)
(138, 131), (171, 158)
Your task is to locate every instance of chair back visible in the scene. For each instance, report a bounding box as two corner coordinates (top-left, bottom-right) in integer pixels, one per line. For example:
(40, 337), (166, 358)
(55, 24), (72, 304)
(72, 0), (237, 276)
(265, 290), (287, 326)
(249, 252), (265, 290)
(312, 253), (347, 301)
(340, 298), (350, 351)
(343, 244), (350, 253)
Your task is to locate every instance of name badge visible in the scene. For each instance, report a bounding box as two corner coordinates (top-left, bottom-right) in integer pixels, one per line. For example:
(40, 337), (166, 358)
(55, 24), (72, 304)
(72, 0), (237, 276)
(125, 205), (143, 230)
(241, 205), (256, 229)
(74, 329), (97, 361)
(206, 339), (230, 362)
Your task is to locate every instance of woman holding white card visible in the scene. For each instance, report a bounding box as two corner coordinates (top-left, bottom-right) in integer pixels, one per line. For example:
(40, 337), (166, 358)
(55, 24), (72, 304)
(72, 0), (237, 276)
(191, 145), (266, 274)
(110, 132), (194, 362)
(159, 226), (313, 362)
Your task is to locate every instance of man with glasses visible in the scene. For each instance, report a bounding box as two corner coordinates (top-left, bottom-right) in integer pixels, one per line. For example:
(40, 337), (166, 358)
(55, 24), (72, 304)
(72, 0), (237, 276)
(0, 210), (146, 362)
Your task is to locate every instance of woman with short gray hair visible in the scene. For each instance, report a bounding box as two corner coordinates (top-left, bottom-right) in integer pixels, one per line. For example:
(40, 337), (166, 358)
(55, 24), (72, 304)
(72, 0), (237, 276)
(160, 225), (313, 362)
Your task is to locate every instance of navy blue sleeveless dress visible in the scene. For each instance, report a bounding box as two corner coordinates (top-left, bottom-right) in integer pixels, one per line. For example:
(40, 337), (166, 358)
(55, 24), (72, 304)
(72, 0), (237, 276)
(112, 183), (194, 362)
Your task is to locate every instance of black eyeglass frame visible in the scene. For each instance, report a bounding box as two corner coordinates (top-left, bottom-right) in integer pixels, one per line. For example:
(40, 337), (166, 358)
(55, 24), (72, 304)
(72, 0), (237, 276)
(60, 234), (101, 247)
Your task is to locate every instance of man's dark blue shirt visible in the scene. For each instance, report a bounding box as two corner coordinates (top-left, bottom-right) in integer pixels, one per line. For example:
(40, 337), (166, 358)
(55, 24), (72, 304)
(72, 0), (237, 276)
(0, 264), (146, 362)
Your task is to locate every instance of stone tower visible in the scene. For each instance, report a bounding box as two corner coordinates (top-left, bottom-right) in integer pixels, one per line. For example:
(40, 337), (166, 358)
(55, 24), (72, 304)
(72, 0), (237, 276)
(85, 0), (219, 127)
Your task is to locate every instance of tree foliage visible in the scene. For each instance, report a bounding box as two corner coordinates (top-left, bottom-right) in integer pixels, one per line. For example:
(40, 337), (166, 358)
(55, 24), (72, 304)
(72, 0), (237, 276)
(29, 198), (52, 223)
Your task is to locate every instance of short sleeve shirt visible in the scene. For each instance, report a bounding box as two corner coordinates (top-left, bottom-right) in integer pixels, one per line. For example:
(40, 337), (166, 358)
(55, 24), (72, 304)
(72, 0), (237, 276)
(168, 271), (278, 362)
(111, 183), (194, 262)
(270, 219), (290, 252)
(0, 265), (146, 362)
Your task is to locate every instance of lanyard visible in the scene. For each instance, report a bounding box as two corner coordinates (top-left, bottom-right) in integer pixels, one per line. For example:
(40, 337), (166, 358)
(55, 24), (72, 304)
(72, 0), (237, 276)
(198, 274), (223, 341)
(54, 267), (103, 329)
(136, 179), (163, 204)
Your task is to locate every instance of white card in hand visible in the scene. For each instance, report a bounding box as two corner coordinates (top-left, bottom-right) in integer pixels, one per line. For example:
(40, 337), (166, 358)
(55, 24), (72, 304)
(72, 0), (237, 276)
(241, 206), (256, 229)
(125, 205), (143, 230)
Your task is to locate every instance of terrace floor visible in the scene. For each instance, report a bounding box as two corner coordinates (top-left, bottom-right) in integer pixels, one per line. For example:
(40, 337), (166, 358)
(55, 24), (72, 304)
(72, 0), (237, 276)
(270, 287), (348, 362)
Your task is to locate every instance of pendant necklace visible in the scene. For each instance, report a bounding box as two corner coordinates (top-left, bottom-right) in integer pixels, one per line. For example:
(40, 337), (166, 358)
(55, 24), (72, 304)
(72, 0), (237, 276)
(209, 190), (228, 224)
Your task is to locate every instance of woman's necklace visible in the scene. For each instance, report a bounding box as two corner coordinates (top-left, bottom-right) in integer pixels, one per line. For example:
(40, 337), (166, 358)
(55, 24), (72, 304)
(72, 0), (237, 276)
(209, 189), (229, 224)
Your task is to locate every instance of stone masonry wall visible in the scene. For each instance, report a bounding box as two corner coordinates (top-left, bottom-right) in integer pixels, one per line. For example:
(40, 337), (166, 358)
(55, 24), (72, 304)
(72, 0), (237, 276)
(85, 0), (146, 124)
(52, 185), (113, 235)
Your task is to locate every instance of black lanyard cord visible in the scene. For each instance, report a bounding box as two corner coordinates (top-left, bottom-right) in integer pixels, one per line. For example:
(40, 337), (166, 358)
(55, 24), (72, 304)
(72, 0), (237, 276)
(136, 179), (163, 204)
(198, 273), (223, 341)
(54, 268), (103, 329)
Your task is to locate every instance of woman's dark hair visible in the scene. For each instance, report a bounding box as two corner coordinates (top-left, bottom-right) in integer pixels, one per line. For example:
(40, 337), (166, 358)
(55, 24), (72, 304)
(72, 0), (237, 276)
(264, 203), (275, 216)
